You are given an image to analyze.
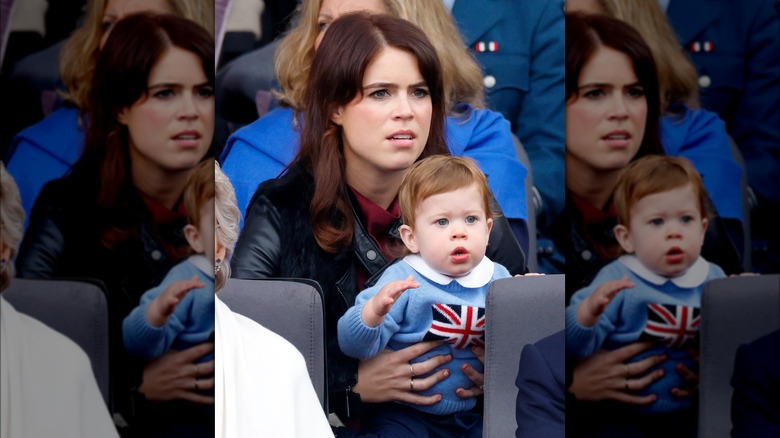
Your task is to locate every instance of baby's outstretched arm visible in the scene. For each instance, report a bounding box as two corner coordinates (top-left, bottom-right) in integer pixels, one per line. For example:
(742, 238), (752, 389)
(576, 275), (634, 327)
(362, 275), (420, 327)
(147, 275), (205, 327)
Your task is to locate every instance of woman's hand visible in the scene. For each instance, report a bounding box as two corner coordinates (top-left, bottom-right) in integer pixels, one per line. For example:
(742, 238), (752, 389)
(671, 346), (700, 398)
(456, 345), (485, 399)
(570, 341), (665, 405)
(138, 342), (214, 404)
(355, 340), (451, 405)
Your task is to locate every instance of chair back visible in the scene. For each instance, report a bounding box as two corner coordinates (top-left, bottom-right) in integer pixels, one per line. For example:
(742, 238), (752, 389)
(3, 278), (110, 406)
(218, 278), (328, 412)
(698, 274), (780, 438)
(483, 274), (565, 438)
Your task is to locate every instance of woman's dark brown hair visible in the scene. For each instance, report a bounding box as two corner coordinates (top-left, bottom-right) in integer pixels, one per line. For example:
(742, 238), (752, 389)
(295, 12), (448, 253)
(72, 12), (214, 248)
(565, 12), (664, 159)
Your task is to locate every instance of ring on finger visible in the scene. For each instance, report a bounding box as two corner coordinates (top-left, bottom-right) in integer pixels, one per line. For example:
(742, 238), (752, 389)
(409, 362), (415, 377)
(479, 384), (484, 391)
(409, 377), (415, 391)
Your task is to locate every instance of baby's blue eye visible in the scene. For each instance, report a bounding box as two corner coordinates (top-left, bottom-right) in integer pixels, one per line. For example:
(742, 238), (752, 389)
(681, 215), (694, 224)
(650, 218), (664, 226)
(465, 216), (478, 224)
(436, 219), (449, 226)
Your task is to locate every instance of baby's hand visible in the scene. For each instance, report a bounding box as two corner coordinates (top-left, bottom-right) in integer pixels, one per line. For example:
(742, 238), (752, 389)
(362, 275), (420, 327)
(577, 275), (635, 327)
(147, 275), (205, 327)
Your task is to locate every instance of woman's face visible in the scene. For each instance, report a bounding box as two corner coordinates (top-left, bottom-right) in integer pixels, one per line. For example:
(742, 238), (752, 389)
(118, 46), (214, 177)
(314, 0), (388, 49)
(99, 0), (173, 49)
(332, 46), (432, 181)
(566, 45), (647, 176)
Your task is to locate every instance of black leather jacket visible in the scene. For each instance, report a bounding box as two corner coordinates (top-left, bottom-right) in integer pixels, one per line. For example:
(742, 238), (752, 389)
(15, 172), (189, 427)
(231, 163), (526, 419)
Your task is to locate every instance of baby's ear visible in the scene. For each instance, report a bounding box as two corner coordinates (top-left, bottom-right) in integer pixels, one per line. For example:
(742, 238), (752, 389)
(614, 224), (634, 253)
(399, 224), (419, 253)
(184, 224), (204, 253)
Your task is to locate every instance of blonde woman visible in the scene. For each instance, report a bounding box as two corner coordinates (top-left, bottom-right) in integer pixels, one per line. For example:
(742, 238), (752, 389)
(214, 160), (332, 437)
(1, 162), (118, 438)
(220, 0), (531, 255)
(6, 0), (214, 229)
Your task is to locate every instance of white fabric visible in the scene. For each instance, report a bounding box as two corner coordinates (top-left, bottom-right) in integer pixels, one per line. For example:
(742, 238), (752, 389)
(618, 254), (711, 287)
(403, 254), (495, 287)
(215, 295), (332, 438)
(0, 296), (118, 438)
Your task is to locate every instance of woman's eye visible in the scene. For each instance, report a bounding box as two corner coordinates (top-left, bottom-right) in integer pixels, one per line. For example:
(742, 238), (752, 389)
(369, 89), (390, 99)
(411, 88), (429, 98)
(154, 89), (174, 98)
(101, 20), (114, 33)
(197, 87), (215, 98)
(318, 21), (330, 31)
(465, 216), (478, 224)
(436, 219), (449, 226)
(582, 88), (605, 99)
(627, 87), (645, 98)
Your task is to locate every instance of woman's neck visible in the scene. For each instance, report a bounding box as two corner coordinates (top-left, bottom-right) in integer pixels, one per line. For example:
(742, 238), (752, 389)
(345, 166), (405, 210)
(131, 164), (191, 210)
(565, 163), (621, 211)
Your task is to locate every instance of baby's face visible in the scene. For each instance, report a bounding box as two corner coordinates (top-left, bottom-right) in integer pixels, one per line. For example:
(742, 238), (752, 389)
(402, 184), (493, 278)
(617, 184), (708, 278)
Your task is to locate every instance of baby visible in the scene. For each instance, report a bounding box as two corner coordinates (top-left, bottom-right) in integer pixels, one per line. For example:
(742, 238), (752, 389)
(338, 155), (511, 435)
(566, 155), (726, 421)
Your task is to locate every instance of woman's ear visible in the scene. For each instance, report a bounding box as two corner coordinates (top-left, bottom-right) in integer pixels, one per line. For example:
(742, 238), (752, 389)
(614, 224), (634, 254)
(117, 108), (129, 125)
(399, 224), (419, 253)
(331, 107), (343, 126)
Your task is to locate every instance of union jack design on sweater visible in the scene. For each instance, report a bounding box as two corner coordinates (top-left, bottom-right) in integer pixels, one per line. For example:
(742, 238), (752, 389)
(423, 304), (485, 349)
(640, 303), (700, 349)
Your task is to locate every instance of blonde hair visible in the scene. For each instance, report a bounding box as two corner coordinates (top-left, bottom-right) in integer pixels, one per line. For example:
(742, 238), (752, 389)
(596, 0), (699, 111)
(614, 155), (709, 228)
(274, 0), (484, 112)
(0, 162), (26, 291)
(399, 155), (496, 230)
(59, 0), (214, 110)
(214, 161), (241, 292)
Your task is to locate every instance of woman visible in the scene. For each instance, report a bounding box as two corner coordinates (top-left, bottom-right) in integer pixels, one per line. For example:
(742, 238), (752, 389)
(562, 13), (739, 436)
(5, 0), (214, 229)
(567, 0), (747, 267)
(1, 162), (118, 437)
(220, 0), (531, 254)
(232, 12), (525, 433)
(214, 160), (332, 437)
(16, 13), (214, 436)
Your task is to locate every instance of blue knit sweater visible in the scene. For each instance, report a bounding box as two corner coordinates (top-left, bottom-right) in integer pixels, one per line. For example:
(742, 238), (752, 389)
(566, 255), (726, 413)
(123, 255), (215, 363)
(338, 255), (510, 416)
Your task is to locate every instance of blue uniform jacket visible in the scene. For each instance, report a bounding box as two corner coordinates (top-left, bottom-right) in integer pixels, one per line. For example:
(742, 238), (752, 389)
(666, 0), (780, 204)
(5, 107), (85, 230)
(453, 0), (565, 236)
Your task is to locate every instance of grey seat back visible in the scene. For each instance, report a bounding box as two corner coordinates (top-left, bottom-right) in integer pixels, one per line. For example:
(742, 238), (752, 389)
(483, 274), (565, 438)
(218, 278), (327, 412)
(3, 278), (110, 406)
(699, 274), (780, 438)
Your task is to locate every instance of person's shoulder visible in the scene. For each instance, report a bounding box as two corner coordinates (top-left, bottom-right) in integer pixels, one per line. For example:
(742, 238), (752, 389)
(230, 107), (295, 142)
(9, 301), (92, 368)
(252, 163), (312, 205)
(12, 107), (83, 152)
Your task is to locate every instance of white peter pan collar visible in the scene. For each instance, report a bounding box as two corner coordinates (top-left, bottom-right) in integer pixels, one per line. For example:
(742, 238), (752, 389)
(189, 254), (214, 279)
(403, 254), (494, 288)
(618, 254), (710, 288)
